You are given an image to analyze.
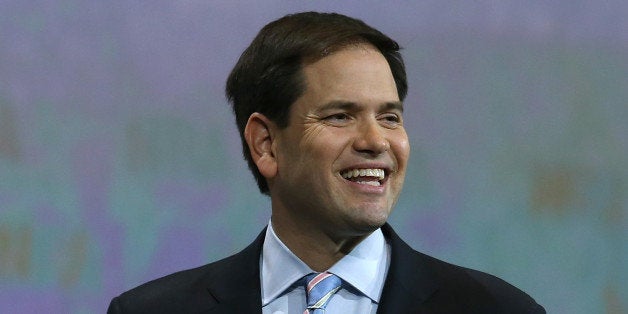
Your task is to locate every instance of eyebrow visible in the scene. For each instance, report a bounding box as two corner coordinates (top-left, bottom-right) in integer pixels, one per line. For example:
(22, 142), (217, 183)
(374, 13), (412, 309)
(317, 100), (404, 113)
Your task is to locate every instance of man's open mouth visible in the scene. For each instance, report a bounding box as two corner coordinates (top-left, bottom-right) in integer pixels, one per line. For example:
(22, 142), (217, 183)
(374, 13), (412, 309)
(340, 168), (386, 187)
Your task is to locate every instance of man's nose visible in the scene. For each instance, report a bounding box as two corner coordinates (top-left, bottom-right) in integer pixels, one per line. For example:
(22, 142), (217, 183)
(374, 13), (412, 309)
(352, 119), (389, 155)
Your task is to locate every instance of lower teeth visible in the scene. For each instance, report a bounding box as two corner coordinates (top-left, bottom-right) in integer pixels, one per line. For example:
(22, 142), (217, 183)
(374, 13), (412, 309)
(356, 180), (381, 186)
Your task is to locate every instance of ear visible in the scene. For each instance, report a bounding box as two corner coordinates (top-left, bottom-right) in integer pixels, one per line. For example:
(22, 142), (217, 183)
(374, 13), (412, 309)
(244, 112), (278, 180)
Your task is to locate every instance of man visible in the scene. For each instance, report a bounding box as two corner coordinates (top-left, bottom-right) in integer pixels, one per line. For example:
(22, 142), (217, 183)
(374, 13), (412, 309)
(108, 12), (545, 313)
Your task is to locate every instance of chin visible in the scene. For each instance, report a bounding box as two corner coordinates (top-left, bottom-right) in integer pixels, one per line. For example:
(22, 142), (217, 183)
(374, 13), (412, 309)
(349, 212), (389, 234)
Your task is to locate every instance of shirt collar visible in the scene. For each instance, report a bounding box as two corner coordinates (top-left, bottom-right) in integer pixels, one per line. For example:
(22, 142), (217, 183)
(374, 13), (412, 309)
(328, 226), (388, 302)
(261, 220), (389, 305)
(261, 222), (312, 305)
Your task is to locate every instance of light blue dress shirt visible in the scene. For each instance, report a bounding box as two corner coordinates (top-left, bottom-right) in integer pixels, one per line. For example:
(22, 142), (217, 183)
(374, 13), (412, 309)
(261, 221), (390, 314)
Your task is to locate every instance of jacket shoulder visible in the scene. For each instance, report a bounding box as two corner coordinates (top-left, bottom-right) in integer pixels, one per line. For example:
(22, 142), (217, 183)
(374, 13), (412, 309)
(411, 250), (545, 313)
(400, 249), (545, 313)
(107, 261), (220, 313)
(107, 229), (265, 313)
(462, 266), (545, 313)
(380, 224), (545, 313)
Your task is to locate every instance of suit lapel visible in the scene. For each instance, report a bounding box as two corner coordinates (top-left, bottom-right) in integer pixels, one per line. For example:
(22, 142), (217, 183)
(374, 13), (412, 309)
(377, 224), (439, 313)
(377, 224), (501, 313)
(200, 228), (266, 313)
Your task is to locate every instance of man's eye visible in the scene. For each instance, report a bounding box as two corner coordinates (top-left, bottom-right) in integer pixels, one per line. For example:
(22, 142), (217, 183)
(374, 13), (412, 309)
(380, 114), (401, 123)
(325, 113), (350, 121)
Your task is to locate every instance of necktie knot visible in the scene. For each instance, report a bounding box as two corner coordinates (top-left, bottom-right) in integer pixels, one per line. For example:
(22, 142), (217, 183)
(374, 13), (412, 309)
(303, 272), (342, 314)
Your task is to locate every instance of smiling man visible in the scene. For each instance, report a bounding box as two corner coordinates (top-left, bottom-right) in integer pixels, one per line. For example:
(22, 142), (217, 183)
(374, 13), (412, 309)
(108, 12), (545, 314)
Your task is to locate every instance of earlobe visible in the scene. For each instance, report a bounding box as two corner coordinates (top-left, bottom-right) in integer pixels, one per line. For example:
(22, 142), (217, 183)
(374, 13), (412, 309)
(244, 113), (278, 179)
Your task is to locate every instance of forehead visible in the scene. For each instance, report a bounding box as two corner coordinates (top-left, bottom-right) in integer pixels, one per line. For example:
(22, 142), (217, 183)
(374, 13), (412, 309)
(297, 44), (399, 108)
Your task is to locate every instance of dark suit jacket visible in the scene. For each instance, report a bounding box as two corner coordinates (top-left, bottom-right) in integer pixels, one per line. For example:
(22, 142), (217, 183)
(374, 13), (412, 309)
(108, 224), (545, 313)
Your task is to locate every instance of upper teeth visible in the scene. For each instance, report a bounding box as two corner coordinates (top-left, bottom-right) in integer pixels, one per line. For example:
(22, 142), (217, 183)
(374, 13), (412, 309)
(341, 168), (385, 180)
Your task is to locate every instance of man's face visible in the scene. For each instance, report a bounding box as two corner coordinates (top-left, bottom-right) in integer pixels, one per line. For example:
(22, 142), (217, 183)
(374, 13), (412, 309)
(269, 44), (410, 238)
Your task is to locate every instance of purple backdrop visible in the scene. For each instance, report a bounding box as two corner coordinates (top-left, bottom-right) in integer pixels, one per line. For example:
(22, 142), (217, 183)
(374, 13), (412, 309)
(1, 1), (627, 313)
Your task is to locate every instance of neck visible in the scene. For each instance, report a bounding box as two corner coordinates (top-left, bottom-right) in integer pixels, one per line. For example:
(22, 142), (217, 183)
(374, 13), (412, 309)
(271, 214), (370, 272)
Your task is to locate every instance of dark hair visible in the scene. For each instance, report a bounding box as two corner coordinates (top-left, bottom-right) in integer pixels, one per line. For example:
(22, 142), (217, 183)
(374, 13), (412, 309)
(225, 12), (407, 194)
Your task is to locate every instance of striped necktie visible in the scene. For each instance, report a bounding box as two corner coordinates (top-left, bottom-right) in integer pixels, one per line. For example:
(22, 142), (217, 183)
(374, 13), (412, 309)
(303, 272), (342, 314)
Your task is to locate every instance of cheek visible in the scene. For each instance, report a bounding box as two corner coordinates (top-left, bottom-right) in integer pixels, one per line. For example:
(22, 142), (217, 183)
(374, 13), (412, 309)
(274, 135), (301, 173)
(302, 125), (351, 159)
(391, 133), (410, 164)
(300, 123), (327, 148)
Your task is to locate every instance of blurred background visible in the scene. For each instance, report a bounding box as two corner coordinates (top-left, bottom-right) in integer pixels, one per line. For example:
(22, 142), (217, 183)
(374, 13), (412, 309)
(1, 1), (626, 313)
